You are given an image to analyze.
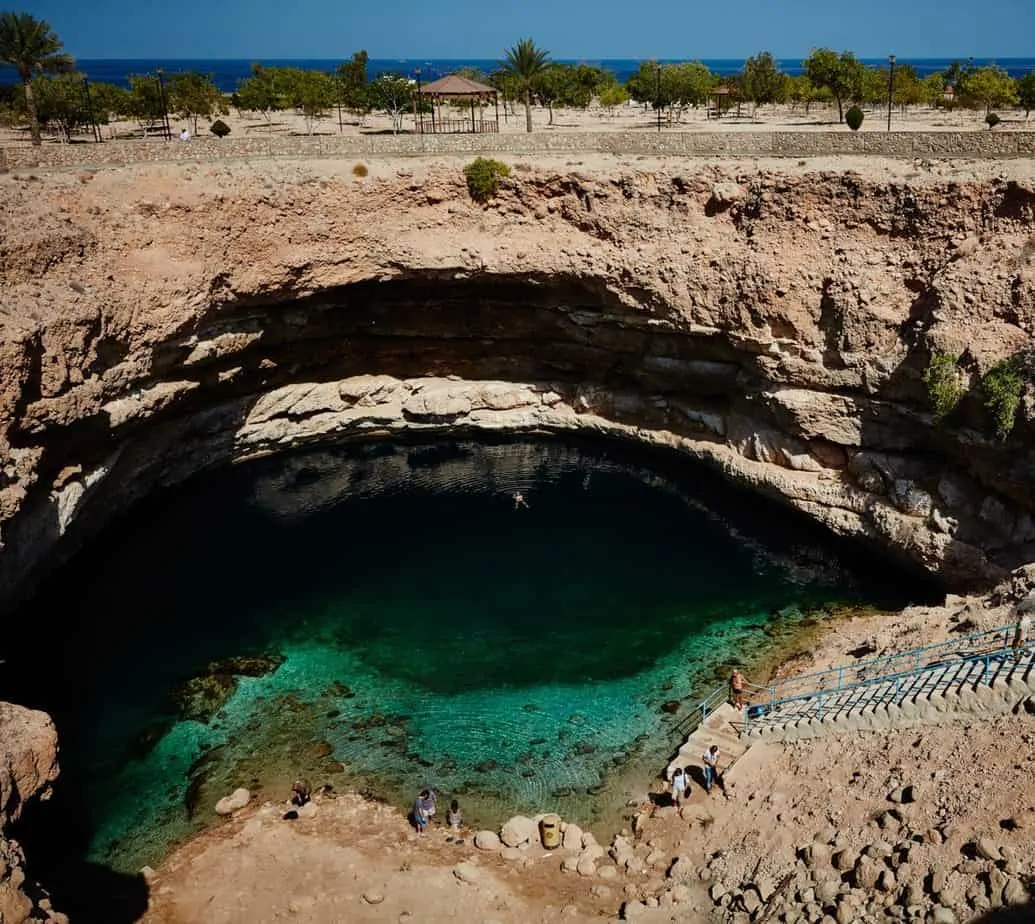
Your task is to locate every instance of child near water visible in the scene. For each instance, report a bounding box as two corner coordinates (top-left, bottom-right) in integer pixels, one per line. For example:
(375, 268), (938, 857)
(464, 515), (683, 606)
(447, 799), (462, 834)
(671, 767), (688, 806)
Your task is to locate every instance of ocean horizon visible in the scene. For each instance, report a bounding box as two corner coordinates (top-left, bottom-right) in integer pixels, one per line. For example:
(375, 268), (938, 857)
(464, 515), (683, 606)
(2, 56), (1033, 93)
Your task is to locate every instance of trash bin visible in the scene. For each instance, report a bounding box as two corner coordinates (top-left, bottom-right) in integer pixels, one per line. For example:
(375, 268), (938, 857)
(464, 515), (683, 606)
(540, 813), (561, 850)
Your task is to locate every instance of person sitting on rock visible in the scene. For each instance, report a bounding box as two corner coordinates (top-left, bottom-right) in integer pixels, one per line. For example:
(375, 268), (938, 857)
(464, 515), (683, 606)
(291, 778), (311, 807)
(447, 799), (462, 834)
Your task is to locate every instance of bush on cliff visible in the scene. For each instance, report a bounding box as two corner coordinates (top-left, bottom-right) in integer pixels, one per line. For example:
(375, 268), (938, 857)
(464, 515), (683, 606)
(922, 352), (964, 422)
(464, 157), (510, 204)
(210, 119), (231, 138)
(845, 106), (864, 131)
(982, 356), (1024, 441)
(985, 112), (1001, 130)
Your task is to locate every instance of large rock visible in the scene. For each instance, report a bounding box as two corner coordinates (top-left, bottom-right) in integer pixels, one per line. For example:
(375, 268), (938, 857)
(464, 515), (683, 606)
(562, 822), (583, 851)
(214, 788), (250, 815)
(0, 703), (60, 924)
(474, 830), (500, 851)
(500, 815), (536, 847)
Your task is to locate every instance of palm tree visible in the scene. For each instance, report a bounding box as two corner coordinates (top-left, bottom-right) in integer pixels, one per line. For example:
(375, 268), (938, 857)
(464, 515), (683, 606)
(502, 38), (550, 133)
(0, 12), (73, 146)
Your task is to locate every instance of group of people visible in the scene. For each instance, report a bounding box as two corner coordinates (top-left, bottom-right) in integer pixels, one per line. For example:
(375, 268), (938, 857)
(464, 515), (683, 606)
(412, 788), (463, 836)
(670, 744), (722, 805)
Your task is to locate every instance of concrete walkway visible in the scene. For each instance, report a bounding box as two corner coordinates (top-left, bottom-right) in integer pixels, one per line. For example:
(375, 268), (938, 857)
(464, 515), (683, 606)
(665, 703), (749, 784)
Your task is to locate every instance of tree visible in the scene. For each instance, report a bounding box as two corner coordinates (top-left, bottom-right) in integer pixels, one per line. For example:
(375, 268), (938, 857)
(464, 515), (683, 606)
(803, 48), (865, 122)
(0, 11), (73, 145)
(1018, 71), (1035, 118)
(282, 68), (335, 134)
(236, 64), (286, 131)
(741, 52), (785, 111)
(127, 74), (167, 134)
(336, 50), (369, 117)
(88, 81), (130, 125)
(919, 73), (946, 108)
(29, 72), (87, 141)
(502, 37), (550, 133)
(959, 64), (1018, 114)
(368, 73), (412, 134)
(785, 74), (824, 115)
(598, 83), (629, 116)
(167, 71), (227, 134)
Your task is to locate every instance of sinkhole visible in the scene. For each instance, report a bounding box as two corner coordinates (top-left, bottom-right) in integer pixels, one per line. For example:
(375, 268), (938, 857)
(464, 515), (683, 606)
(1, 434), (938, 917)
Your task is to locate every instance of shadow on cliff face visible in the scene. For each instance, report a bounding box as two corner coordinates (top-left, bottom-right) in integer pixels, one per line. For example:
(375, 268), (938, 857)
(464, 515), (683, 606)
(12, 792), (149, 924)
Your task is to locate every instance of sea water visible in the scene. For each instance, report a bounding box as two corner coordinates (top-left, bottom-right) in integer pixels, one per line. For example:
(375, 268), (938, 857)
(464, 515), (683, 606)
(1, 437), (932, 881)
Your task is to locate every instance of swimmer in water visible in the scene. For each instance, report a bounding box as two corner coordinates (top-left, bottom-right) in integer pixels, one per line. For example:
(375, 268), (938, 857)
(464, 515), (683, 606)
(513, 492), (529, 510)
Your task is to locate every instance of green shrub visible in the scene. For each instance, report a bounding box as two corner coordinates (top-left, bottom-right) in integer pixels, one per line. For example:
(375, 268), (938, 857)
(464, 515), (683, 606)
(464, 157), (510, 204)
(922, 352), (964, 421)
(985, 112), (1001, 129)
(845, 106), (864, 131)
(210, 119), (231, 138)
(982, 357), (1023, 441)
(352, 163), (368, 178)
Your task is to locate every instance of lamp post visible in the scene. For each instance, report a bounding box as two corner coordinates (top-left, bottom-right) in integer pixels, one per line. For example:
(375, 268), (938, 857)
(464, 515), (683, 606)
(155, 67), (171, 140)
(887, 54), (896, 131)
(656, 60), (661, 133)
(415, 67), (423, 134)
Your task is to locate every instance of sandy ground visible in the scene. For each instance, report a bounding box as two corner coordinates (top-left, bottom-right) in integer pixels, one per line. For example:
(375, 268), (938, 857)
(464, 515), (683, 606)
(2, 99), (1032, 147)
(138, 586), (1035, 924)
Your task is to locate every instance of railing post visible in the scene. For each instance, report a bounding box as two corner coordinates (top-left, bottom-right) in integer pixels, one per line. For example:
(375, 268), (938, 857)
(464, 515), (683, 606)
(837, 666), (843, 691)
(984, 654), (990, 684)
(817, 693), (824, 720)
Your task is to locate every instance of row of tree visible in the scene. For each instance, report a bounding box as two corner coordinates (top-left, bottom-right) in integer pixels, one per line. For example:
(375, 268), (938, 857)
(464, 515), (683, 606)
(3, 10), (1035, 144)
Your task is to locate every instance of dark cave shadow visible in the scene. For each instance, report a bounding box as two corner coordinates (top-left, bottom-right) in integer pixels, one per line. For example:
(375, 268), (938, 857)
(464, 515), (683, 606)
(13, 790), (149, 924)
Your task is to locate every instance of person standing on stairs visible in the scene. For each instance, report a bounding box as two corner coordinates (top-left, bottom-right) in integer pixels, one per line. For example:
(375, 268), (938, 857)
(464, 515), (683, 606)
(729, 669), (746, 710)
(1012, 596), (1035, 660)
(702, 745), (720, 794)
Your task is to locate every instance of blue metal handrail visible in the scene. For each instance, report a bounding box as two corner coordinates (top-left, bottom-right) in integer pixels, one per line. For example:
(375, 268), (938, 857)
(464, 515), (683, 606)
(758, 624), (1015, 706)
(742, 626), (1032, 734)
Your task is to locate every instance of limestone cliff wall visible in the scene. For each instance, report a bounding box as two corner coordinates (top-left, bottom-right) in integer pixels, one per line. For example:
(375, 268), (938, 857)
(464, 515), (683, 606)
(0, 703), (59, 924)
(0, 158), (1034, 608)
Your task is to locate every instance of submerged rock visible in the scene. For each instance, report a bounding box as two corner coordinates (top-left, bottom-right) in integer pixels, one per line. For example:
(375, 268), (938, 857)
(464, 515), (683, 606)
(171, 654), (286, 724)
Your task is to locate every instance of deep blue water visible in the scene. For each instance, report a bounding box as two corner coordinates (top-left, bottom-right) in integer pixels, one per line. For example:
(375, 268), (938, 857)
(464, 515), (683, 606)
(1, 436), (935, 889)
(2, 56), (1033, 92)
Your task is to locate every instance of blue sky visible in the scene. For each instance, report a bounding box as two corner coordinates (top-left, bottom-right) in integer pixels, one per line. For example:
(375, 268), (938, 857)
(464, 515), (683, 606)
(20, 0), (1035, 59)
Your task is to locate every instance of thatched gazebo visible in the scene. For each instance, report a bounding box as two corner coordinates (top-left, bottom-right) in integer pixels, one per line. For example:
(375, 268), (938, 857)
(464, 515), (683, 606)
(416, 74), (499, 134)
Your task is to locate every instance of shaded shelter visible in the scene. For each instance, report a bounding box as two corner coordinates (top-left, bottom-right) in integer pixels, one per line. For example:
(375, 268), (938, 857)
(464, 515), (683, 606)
(416, 74), (499, 134)
(707, 84), (733, 119)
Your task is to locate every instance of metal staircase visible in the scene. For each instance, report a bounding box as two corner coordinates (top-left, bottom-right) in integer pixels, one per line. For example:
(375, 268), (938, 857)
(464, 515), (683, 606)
(669, 624), (1035, 765)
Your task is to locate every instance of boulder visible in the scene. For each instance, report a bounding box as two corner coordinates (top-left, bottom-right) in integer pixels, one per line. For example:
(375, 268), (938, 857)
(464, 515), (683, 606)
(621, 900), (647, 920)
(974, 837), (1001, 862)
(452, 862), (485, 885)
(1003, 878), (1027, 906)
(474, 830), (501, 851)
(929, 907), (957, 924)
(500, 815), (535, 847)
(562, 822), (583, 851)
(214, 788), (250, 815)
(576, 855), (598, 877)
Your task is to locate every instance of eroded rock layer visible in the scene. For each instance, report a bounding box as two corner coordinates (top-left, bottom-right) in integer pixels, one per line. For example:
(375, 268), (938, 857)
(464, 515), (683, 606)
(1, 158), (1034, 611)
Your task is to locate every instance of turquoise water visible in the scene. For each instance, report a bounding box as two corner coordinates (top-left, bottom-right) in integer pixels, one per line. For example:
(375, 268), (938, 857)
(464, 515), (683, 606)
(3, 437), (932, 881)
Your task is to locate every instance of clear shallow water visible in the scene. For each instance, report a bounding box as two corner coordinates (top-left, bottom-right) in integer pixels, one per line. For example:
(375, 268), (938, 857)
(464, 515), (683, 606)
(2, 437), (933, 880)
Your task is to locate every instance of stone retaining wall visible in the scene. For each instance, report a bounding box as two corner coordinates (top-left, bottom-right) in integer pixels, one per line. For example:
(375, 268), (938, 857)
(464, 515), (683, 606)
(2, 130), (1034, 171)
